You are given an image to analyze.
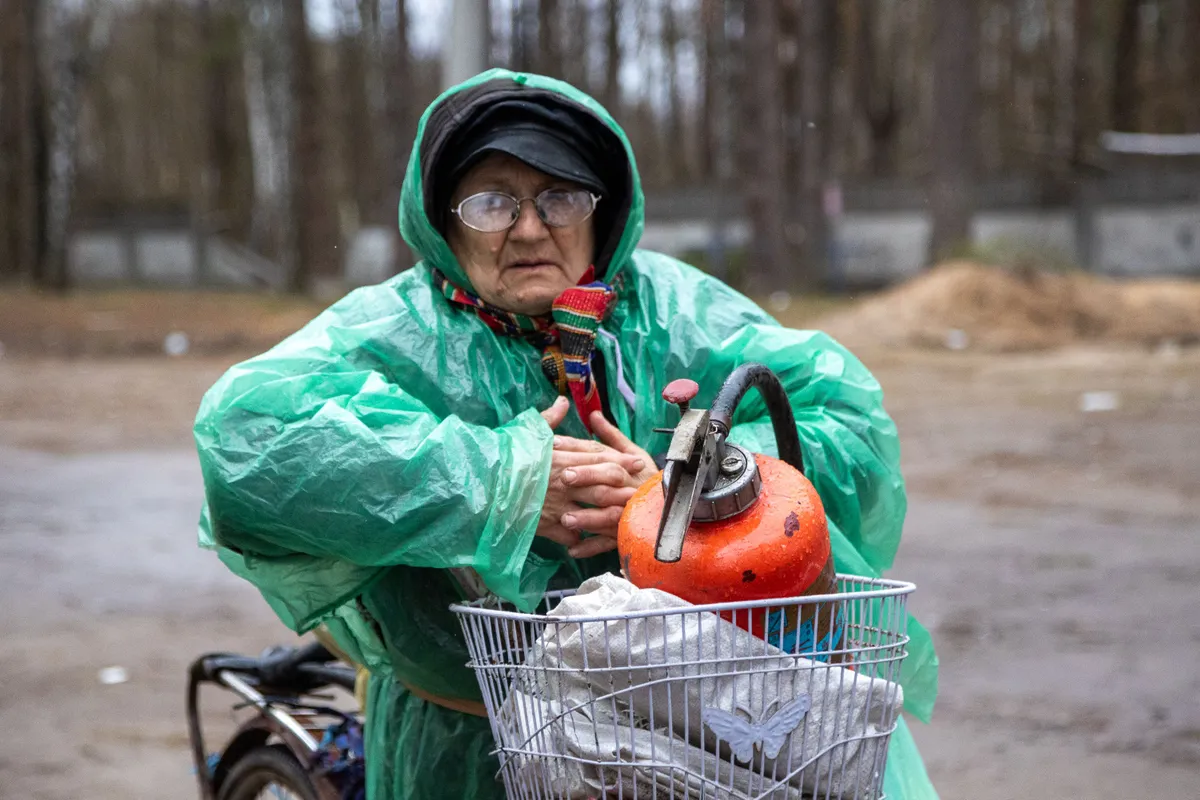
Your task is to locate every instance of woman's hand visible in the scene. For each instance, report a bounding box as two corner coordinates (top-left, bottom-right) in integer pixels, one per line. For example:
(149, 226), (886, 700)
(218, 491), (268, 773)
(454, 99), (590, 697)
(535, 399), (660, 559)
(558, 410), (660, 557)
(536, 398), (647, 555)
(587, 410), (658, 487)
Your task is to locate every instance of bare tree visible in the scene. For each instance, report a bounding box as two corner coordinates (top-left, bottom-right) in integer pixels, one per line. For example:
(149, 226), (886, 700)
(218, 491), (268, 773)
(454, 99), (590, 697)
(42, 1), (98, 291)
(8, 0), (1200, 299)
(602, 0), (621, 114)
(796, 0), (836, 284)
(197, 0), (249, 283)
(0, 0), (47, 283)
(662, 0), (689, 183)
(1111, 0), (1142, 132)
(557, 0), (586, 87)
(742, 0), (789, 288)
(1190, 0), (1200, 132)
(1070, 0), (1098, 269)
(335, 0), (372, 227)
(1070, 0), (1096, 167)
(853, 0), (900, 176)
(0, 1), (16, 279)
(358, 0), (391, 222)
(926, 0), (980, 264)
(285, 0), (340, 293)
(698, 0), (722, 181)
(389, 0), (412, 186)
(244, 0), (292, 268)
(537, 0), (563, 77)
(388, 0), (416, 269)
(511, 0), (537, 72)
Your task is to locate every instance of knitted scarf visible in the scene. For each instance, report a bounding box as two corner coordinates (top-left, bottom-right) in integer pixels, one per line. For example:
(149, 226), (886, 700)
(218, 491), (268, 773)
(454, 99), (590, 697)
(432, 265), (616, 432)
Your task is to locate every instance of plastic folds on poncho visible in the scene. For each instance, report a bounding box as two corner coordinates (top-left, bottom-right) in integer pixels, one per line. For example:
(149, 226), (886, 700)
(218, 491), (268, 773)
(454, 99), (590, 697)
(194, 68), (939, 800)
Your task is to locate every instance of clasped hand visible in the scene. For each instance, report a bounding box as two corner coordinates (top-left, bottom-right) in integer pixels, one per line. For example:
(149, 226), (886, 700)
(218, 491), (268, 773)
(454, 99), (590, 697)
(536, 396), (657, 559)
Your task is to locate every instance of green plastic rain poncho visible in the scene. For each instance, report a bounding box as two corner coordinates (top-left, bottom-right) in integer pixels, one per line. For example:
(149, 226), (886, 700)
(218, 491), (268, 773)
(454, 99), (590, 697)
(195, 69), (939, 799)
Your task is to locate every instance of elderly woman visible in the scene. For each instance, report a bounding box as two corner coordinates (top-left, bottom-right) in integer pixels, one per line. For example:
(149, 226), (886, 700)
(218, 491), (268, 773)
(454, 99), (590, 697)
(195, 70), (938, 799)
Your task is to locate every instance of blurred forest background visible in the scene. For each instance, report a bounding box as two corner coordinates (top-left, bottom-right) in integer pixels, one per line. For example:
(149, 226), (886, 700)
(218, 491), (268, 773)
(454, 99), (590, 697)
(3, 9), (1200, 797)
(2, 0), (1199, 295)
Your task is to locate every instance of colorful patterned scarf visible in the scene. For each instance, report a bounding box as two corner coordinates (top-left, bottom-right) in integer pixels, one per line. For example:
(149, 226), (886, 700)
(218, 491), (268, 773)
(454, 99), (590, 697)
(431, 266), (616, 432)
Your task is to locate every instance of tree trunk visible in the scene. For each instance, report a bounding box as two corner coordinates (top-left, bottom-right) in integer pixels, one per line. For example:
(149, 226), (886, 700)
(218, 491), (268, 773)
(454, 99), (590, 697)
(285, 0), (340, 294)
(558, 0), (584, 87)
(358, 0), (390, 222)
(1, 0), (47, 283)
(388, 0), (414, 270)
(198, 0), (246, 276)
(511, 0), (537, 73)
(662, 0), (688, 183)
(1111, 0), (1141, 132)
(778, 2), (801, 186)
(797, 0), (836, 285)
(42, 1), (87, 292)
(538, 0), (562, 78)
(1, 2), (19, 278)
(741, 0), (788, 289)
(926, 0), (980, 264)
(243, 0), (291, 266)
(1071, 0), (1096, 270)
(698, 0), (722, 181)
(1046, 0), (1065, 163)
(1007, 0), (1024, 166)
(602, 0), (621, 114)
(389, 0), (412, 185)
(337, 0), (372, 227)
(855, 0), (900, 177)
(1189, 0), (1200, 132)
(0, 1), (16, 280)
(1071, 0), (1095, 167)
(1147, 1), (1169, 130)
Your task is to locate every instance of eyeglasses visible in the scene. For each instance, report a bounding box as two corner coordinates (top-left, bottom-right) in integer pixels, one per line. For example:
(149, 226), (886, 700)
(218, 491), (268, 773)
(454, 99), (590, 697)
(451, 188), (601, 233)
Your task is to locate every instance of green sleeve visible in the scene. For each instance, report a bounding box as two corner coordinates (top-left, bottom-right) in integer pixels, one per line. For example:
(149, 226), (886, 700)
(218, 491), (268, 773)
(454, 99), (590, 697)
(194, 338), (554, 626)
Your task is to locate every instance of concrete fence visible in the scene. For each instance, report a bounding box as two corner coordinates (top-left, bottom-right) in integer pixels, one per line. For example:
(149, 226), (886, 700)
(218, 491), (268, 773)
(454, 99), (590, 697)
(67, 165), (1200, 289)
(639, 203), (1200, 283)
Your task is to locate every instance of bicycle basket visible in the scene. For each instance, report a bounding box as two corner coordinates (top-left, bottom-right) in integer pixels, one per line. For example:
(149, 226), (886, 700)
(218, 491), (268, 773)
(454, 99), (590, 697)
(451, 573), (914, 800)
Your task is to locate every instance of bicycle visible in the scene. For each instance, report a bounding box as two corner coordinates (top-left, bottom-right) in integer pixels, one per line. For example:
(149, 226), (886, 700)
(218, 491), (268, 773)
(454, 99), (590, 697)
(186, 641), (365, 800)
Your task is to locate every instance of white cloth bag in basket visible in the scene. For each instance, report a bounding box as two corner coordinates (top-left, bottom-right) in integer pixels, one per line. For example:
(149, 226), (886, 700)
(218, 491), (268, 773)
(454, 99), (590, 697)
(498, 574), (902, 800)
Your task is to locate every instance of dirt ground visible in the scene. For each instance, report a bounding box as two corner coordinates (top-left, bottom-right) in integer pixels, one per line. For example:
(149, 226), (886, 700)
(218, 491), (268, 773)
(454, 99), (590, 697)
(1, 290), (1199, 798)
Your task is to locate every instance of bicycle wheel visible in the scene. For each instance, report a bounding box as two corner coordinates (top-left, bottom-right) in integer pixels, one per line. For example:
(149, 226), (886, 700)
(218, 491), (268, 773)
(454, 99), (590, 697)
(217, 745), (320, 800)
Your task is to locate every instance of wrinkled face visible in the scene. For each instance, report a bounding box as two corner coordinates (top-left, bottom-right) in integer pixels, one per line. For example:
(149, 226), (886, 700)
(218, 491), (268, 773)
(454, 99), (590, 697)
(446, 153), (596, 316)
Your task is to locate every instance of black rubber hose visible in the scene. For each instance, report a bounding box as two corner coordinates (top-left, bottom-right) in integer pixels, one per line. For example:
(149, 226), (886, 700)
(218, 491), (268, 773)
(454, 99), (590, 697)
(708, 363), (805, 474)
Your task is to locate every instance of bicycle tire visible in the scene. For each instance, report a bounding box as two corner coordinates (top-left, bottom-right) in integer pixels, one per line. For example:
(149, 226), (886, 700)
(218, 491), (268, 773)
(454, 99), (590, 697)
(217, 745), (320, 800)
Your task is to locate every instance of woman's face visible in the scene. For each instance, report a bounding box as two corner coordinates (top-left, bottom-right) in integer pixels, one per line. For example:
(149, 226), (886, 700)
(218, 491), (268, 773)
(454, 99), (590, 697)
(446, 153), (596, 316)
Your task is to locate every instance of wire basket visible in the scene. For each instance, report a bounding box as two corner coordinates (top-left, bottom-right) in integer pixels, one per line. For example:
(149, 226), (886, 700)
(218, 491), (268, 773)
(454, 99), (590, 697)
(451, 574), (914, 800)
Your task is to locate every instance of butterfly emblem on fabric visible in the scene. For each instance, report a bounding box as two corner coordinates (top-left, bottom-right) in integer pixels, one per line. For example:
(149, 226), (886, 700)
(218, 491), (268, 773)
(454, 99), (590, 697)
(701, 694), (812, 763)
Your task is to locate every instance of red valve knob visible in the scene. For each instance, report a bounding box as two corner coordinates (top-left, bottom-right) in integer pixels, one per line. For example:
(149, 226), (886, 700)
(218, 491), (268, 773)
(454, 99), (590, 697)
(663, 379), (700, 412)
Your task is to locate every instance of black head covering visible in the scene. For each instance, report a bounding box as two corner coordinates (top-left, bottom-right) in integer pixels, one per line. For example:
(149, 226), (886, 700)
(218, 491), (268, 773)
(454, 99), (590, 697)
(441, 99), (608, 197)
(428, 93), (628, 272)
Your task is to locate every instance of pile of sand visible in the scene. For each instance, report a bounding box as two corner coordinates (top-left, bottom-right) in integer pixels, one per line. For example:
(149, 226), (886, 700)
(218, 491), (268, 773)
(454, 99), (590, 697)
(818, 261), (1200, 352)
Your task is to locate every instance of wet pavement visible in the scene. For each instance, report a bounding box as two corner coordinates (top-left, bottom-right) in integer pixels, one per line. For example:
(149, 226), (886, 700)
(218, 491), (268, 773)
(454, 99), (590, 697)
(0, 349), (1198, 798)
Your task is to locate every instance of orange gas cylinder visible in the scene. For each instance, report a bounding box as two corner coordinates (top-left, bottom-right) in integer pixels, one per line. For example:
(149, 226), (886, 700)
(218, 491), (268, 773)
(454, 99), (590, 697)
(618, 453), (830, 608)
(616, 367), (842, 655)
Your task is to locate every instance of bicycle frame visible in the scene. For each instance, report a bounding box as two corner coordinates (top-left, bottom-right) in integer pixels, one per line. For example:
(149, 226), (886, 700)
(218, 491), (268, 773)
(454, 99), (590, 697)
(187, 650), (362, 800)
